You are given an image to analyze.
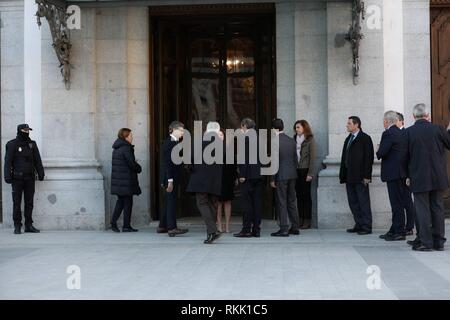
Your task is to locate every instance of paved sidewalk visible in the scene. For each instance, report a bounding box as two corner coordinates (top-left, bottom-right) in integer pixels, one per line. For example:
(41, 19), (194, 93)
(1, 219), (450, 300)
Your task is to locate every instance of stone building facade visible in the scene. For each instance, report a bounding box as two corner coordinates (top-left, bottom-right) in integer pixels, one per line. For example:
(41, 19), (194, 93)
(0, 0), (441, 230)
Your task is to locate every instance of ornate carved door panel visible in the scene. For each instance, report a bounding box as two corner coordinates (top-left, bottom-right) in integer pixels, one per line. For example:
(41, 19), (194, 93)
(431, 6), (450, 214)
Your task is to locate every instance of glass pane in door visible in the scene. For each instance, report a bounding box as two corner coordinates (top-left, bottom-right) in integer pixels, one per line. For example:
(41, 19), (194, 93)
(227, 76), (255, 129)
(191, 77), (220, 125)
(190, 38), (220, 73)
(226, 37), (255, 74)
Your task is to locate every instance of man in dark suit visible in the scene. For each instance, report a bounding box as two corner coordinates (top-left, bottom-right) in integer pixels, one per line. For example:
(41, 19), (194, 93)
(270, 118), (300, 237)
(186, 122), (223, 244)
(405, 103), (450, 251)
(159, 121), (189, 237)
(376, 111), (408, 241)
(339, 116), (374, 235)
(234, 118), (264, 238)
(396, 112), (415, 235)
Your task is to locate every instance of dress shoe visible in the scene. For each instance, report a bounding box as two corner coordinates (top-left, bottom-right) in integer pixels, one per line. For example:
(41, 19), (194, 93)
(405, 229), (414, 236)
(156, 227), (168, 234)
(252, 232), (261, 238)
(111, 224), (120, 233)
(288, 228), (300, 235)
(233, 231), (253, 238)
(168, 228), (188, 237)
(384, 234), (406, 241)
(271, 230), (289, 237)
(379, 232), (392, 239)
(433, 245), (444, 251)
(407, 238), (421, 246)
(14, 226), (21, 235)
(412, 244), (433, 252)
(122, 226), (138, 232)
(24, 225), (40, 233)
(204, 232), (222, 244)
(300, 219), (311, 229)
(346, 227), (361, 233)
(357, 230), (372, 235)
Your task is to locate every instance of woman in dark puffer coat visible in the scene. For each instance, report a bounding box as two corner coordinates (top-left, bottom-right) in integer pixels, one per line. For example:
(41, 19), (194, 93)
(110, 128), (142, 232)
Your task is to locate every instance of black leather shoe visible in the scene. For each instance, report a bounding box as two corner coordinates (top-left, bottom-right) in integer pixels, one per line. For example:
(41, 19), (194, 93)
(24, 225), (40, 233)
(379, 232), (392, 239)
(357, 230), (372, 235)
(407, 238), (421, 246)
(252, 231), (261, 238)
(14, 226), (21, 234)
(122, 226), (138, 232)
(288, 229), (300, 235)
(433, 245), (444, 251)
(405, 229), (414, 236)
(204, 232), (222, 244)
(233, 231), (253, 238)
(384, 234), (406, 241)
(168, 228), (188, 237)
(271, 230), (289, 237)
(157, 227), (168, 234)
(412, 244), (433, 252)
(346, 227), (361, 233)
(111, 224), (120, 233)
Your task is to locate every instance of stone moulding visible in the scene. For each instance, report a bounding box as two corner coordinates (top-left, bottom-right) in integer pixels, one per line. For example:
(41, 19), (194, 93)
(35, 0), (72, 90)
(42, 159), (104, 181)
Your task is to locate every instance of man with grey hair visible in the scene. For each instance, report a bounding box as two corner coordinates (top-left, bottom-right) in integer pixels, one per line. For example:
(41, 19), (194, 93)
(186, 121), (223, 244)
(406, 103), (450, 251)
(376, 111), (409, 241)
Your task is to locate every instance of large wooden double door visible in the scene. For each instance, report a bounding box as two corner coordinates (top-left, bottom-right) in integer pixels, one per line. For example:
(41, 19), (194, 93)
(431, 5), (450, 215)
(149, 5), (276, 219)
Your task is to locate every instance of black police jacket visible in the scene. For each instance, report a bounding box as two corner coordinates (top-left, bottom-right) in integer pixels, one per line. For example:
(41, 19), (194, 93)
(4, 136), (45, 183)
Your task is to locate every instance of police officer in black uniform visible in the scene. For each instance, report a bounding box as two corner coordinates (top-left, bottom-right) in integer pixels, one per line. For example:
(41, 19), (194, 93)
(4, 124), (45, 234)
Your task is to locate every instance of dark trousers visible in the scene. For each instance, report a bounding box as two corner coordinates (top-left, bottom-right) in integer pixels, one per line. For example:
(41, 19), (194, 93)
(275, 179), (300, 232)
(296, 168), (312, 221)
(159, 182), (178, 230)
(196, 193), (218, 234)
(241, 179), (263, 233)
(400, 180), (415, 231)
(12, 178), (35, 227)
(111, 195), (133, 228)
(346, 182), (372, 231)
(386, 180), (406, 235)
(414, 190), (446, 248)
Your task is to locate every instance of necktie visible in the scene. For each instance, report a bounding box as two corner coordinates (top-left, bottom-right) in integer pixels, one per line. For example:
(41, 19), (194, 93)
(347, 134), (355, 150)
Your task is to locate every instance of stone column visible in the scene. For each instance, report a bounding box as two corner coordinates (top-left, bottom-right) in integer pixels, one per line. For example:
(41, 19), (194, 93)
(95, 7), (150, 228)
(24, 0), (42, 147)
(1, 0), (25, 226)
(276, 1), (296, 124)
(317, 0), (390, 229)
(294, 1), (328, 227)
(402, 0), (431, 123)
(35, 6), (105, 230)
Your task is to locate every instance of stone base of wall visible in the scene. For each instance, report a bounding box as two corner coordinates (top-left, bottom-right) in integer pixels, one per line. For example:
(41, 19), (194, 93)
(317, 158), (391, 229)
(1, 160), (106, 230)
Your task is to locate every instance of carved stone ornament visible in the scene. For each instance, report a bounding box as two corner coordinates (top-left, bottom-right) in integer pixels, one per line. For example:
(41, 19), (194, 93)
(345, 0), (365, 85)
(36, 0), (72, 90)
